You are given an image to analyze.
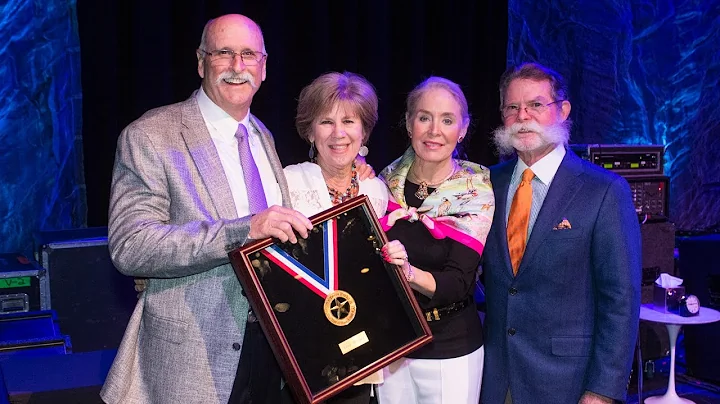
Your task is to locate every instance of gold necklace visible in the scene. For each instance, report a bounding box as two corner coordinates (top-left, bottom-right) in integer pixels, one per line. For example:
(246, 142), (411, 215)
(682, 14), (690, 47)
(411, 162), (457, 200)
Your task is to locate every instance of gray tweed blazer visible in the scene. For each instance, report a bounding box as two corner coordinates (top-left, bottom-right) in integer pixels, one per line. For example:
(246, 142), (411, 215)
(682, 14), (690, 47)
(100, 93), (290, 404)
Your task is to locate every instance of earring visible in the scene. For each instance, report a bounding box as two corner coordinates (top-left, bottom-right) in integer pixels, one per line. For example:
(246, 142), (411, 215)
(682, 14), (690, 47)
(358, 145), (369, 157)
(458, 136), (464, 143)
(308, 142), (316, 160)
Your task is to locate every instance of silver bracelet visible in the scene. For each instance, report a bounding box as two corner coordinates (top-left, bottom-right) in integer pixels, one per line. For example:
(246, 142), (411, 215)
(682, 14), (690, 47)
(404, 262), (414, 282)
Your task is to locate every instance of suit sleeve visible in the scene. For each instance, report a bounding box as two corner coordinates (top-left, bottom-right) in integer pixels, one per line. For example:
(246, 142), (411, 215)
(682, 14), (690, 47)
(108, 125), (252, 278)
(585, 176), (641, 400)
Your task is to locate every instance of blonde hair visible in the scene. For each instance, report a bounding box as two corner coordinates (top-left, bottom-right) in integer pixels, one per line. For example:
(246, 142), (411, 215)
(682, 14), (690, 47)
(406, 76), (470, 128)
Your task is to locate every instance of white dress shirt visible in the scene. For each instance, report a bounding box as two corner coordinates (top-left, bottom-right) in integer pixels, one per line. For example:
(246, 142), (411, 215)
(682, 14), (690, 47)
(505, 144), (566, 238)
(196, 87), (282, 218)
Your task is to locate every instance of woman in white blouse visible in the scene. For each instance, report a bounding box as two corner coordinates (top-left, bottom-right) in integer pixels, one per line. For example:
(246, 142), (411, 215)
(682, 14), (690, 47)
(284, 71), (388, 220)
(283, 71), (388, 404)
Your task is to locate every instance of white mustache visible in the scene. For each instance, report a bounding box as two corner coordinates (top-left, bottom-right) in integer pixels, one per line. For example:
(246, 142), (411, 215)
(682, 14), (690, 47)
(506, 122), (547, 137)
(216, 70), (257, 88)
(492, 120), (571, 155)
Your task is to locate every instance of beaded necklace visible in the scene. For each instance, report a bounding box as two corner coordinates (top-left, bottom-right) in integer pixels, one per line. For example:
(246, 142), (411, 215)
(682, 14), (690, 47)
(327, 163), (359, 205)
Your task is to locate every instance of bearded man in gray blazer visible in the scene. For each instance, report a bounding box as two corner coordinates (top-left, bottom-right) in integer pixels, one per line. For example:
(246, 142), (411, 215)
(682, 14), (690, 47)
(100, 14), (313, 404)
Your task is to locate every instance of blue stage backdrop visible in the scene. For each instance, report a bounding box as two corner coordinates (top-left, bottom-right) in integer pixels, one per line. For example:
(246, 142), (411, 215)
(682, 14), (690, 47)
(0, 1), (85, 257)
(508, 0), (720, 231)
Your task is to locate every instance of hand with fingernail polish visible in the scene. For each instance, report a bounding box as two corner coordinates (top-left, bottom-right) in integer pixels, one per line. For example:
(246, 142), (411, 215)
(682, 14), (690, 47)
(382, 240), (410, 266)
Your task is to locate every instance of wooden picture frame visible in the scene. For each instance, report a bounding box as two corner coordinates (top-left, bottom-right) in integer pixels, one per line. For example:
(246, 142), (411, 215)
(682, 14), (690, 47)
(229, 196), (432, 403)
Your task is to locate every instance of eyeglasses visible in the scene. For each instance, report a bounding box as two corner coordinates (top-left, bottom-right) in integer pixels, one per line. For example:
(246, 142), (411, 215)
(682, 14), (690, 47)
(198, 48), (266, 66)
(501, 100), (564, 119)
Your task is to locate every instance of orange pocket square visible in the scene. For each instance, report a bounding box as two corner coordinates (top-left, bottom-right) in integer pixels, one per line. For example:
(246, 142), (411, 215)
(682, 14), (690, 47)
(553, 218), (572, 230)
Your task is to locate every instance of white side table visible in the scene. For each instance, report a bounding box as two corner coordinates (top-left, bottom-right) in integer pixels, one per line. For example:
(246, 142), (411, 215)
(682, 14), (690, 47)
(639, 304), (720, 403)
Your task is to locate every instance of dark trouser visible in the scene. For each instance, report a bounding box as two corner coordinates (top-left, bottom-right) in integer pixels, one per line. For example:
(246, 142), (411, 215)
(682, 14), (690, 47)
(229, 320), (287, 404)
(229, 321), (372, 404)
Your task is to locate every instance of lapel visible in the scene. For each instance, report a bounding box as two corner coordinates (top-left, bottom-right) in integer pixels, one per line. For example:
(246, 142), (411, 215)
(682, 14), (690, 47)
(517, 150), (585, 277)
(249, 114), (292, 208)
(490, 158), (517, 278)
(180, 95), (239, 219)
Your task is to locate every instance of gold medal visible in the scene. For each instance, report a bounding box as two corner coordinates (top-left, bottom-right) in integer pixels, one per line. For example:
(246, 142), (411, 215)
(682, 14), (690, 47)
(323, 290), (356, 326)
(263, 219), (357, 326)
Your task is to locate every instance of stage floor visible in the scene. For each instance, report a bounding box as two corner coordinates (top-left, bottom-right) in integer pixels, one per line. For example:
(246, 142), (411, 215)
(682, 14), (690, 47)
(2, 343), (719, 404)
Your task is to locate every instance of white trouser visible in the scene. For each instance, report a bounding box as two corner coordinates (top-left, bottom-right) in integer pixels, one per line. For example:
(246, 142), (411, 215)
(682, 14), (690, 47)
(376, 345), (484, 404)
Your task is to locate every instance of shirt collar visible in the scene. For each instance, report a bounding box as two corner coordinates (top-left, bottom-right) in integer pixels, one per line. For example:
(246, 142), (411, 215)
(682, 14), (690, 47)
(196, 87), (251, 140)
(516, 143), (566, 185)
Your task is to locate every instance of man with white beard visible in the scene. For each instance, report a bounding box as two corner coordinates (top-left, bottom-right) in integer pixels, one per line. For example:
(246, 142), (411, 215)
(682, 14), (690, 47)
(480, 63), (641, 404)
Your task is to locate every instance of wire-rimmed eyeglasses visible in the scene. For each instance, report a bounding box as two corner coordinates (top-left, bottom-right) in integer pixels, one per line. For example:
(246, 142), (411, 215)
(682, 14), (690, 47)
(501, 100), (564, 119)
(198, 48), (266, 66)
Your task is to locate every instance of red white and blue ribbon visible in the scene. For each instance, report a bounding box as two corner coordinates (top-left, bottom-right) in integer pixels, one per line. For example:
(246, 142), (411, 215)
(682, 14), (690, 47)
(261, 218), (338, 299)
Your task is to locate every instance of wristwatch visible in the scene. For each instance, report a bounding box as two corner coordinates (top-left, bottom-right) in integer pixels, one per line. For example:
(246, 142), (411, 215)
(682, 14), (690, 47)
(678, 295), (700, 317)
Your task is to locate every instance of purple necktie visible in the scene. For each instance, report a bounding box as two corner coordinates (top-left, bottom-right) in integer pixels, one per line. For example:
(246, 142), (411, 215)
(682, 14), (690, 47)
(235, 123), (268, 214)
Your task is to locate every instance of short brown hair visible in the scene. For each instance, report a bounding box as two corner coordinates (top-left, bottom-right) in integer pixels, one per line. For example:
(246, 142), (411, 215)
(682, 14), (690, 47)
(295, 72), (379, 144)
(498, 63), (568, 108)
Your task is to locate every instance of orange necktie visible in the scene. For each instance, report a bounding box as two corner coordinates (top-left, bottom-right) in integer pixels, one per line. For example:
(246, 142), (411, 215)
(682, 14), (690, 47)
(507, 168), (534, 275)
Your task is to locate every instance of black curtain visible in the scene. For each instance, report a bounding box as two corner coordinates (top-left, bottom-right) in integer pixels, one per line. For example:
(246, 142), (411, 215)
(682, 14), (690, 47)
(78, 0), (508, 226)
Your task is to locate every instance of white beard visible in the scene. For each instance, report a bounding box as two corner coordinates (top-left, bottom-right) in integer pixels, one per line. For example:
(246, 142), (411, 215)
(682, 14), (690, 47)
(492, 120), (571, 156)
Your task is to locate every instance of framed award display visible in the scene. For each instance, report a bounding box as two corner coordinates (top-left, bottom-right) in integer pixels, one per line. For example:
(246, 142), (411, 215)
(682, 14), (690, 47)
(229, 195), (432, 404)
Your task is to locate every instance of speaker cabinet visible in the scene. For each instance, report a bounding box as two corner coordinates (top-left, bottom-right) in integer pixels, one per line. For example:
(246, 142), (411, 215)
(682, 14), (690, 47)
(637, 222), (675, 361)
(678, 234), (720, 382)
(36, 228), (136, 353)
(640, 221), (676, 303)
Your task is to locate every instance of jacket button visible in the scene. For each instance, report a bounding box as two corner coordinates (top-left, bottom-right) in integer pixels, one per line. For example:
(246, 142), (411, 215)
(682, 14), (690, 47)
(509, 287), (518, 295)
(232, 342), (241, 351)
(508, 328), (516, 336)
